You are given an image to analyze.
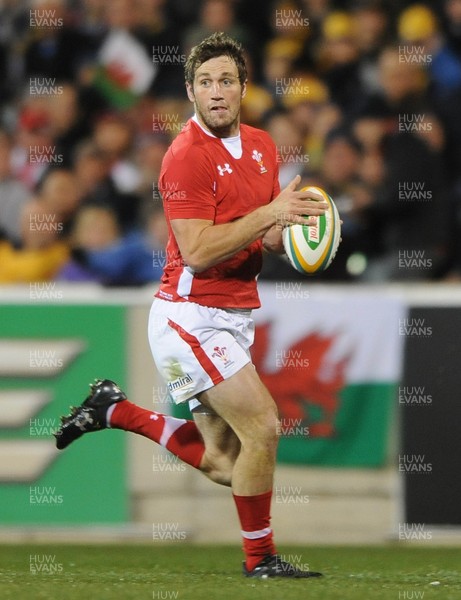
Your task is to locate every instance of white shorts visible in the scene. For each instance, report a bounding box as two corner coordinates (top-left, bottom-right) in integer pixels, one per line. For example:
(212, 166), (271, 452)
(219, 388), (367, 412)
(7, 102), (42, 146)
(148, 298), (255, 412)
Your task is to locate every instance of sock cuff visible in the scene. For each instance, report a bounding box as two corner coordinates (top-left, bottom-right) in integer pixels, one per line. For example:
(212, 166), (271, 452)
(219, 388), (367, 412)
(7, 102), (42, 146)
(241, 527), (272, 539)
(233, 489), (272, 503)
(105, 403), (118, 428)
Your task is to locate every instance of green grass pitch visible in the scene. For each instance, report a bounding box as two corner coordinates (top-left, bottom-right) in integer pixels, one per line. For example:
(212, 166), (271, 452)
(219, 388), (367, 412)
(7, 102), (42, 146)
(0, 544), (460, 600)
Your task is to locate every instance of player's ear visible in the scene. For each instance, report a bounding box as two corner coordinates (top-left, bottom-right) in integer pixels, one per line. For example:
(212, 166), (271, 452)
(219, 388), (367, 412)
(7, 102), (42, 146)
(186, 82), (195, 103)
(241, 80), (247, 99)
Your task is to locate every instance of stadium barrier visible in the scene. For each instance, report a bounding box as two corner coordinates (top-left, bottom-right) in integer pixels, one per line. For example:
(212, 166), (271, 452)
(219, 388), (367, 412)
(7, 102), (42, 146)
(0, 283), (460, 544)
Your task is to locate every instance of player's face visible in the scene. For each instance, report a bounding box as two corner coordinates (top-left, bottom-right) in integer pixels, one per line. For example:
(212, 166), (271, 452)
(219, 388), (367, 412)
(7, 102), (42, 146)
(186, 55), (246, 138)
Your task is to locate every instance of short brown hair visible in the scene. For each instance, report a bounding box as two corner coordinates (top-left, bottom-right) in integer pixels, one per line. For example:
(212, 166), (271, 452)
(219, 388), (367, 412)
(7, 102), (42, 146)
(184, 32), (247, 86)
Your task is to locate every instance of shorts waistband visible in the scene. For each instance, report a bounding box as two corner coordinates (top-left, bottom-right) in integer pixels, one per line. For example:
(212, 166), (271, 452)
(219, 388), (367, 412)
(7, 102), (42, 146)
(221, 307), (252, 317)
(153, 297), (252, 318)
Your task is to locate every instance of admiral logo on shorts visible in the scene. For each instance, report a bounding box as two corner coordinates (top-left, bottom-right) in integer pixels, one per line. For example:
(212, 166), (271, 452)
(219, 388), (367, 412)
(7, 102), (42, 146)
(167, 373), (194, 393)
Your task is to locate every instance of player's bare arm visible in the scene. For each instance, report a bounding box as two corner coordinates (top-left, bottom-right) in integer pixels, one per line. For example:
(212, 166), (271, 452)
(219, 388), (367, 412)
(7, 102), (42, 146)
(171, 175), (328, 272)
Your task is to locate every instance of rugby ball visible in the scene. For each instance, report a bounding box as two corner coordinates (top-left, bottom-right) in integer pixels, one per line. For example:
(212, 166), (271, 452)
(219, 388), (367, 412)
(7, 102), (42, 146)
(282, 186), (341, 275)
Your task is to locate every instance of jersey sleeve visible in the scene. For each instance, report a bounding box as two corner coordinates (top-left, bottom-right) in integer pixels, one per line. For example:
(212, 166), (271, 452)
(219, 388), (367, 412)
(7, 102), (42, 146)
(159, 147), (216, 221)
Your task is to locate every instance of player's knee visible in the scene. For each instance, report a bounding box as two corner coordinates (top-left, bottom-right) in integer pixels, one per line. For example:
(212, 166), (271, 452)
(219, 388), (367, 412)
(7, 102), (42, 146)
(241, 411), (279, 455)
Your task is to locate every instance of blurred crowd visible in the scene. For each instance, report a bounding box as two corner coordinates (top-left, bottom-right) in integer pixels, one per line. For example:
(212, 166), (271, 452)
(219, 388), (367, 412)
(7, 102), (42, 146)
(1, 0), (461, 285)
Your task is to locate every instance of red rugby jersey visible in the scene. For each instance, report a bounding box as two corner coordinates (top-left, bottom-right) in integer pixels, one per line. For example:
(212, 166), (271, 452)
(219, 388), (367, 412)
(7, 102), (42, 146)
(156, 118), (280, 309)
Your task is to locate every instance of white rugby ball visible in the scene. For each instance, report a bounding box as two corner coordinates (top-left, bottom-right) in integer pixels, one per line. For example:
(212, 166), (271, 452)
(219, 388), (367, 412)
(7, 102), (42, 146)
(282, 186), (341, 275)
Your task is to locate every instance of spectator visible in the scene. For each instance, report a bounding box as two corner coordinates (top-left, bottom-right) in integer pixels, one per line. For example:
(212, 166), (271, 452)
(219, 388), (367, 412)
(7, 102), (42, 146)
(136, 0), (185, 97)
(397, 3), (461, 182)
(11, 96), (54, 190)
(0, 201), (69, 283)
(144, 201), (169, 279)
(46, 83), (91, 167)
(72, 139), (111, 201)
(352, 0), (392, 94)
(135, 134), (170, 197)
(35, 167), (82, 231)
(182, 0), (250, 55)
(72, 137), (140, 233)
(240, 52), (274, 127)
(317, 11), (364, 115)
(443, 0), (461, 58)
(77, 0), (107, 43)
(361, 132), (449, 281)
(59, 204), (161, 285)
(92, 115), (141, 194)
(280, 75), (341, 174)
(398, 4), (461, 98)
(262, 37), (303, 98)
(264, 109), (307, 188)
(23, 0), (87, 82)
(0, 130), (31, 244)
(304, 129), (376, 280)
(355, 46), (439, 139)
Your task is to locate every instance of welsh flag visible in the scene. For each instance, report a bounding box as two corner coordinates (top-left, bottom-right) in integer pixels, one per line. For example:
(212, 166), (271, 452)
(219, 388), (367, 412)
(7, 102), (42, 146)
(252, 283), (408, 467)
(171, 283), (407, 467)
(94, 29), (157, 109)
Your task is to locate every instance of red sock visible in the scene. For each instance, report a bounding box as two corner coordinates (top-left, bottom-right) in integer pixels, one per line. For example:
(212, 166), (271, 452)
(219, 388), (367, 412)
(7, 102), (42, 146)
(109, 400), (205, 469)
(233, 489), (276, 571)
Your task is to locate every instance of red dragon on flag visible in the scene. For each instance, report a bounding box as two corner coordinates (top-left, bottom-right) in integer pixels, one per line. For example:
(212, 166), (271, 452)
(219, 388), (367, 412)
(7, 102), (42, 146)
(251, 322), (350, 438)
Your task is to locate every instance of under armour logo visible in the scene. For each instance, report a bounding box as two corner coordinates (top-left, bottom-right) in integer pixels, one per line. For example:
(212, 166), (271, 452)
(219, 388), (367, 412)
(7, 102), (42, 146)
(217, 163), (233, 176)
